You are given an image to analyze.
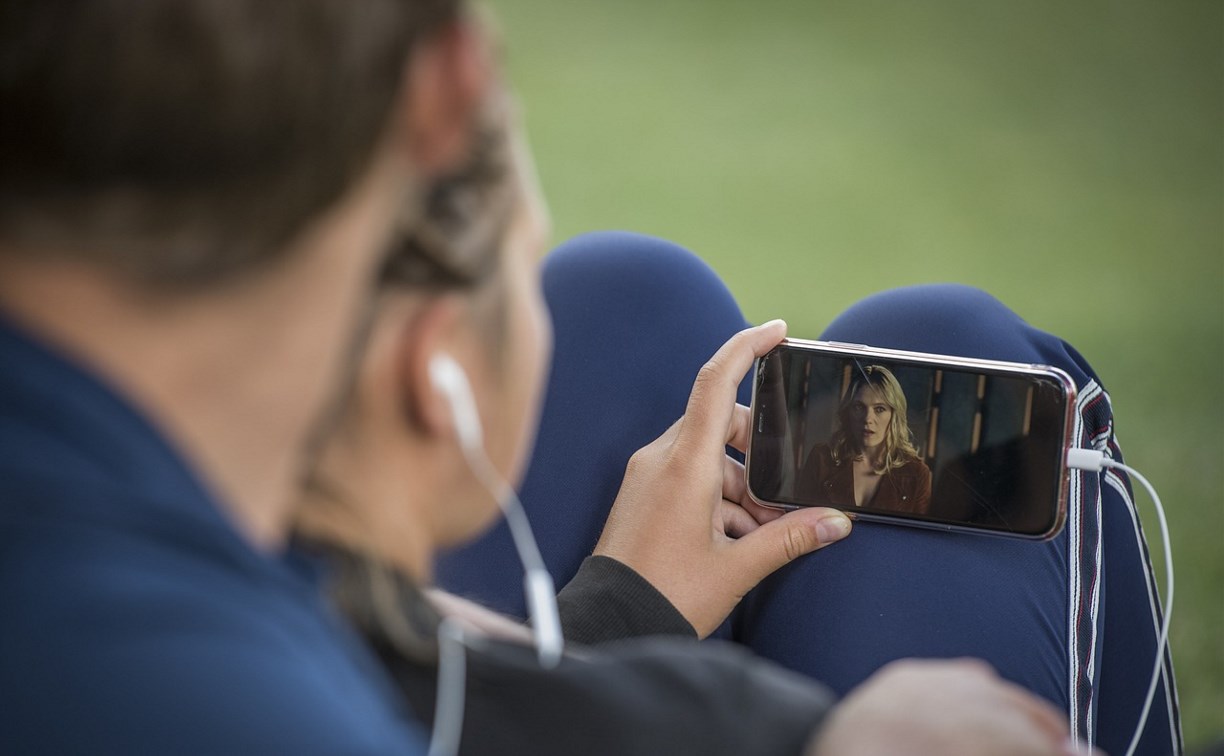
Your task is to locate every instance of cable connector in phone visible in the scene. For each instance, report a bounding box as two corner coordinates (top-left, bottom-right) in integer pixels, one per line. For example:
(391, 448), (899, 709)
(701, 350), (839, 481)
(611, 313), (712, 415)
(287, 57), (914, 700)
(1066, 448), (1109, 471)
(1064, 446), (1173, 756)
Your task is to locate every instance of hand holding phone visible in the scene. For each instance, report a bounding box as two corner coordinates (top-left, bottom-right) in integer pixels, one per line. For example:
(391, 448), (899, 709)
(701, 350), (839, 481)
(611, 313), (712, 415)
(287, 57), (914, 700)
(594, 322), (852, 637)
(747, 339), (1076, 540)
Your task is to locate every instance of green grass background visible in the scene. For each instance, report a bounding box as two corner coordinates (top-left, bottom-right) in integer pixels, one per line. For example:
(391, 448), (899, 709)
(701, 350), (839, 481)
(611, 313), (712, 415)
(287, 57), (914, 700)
(487, 0), (1222, 746)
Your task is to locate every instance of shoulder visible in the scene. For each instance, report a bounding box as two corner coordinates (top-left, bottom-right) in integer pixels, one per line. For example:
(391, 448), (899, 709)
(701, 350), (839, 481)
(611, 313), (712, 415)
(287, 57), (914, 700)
(894, 456), (932, 482)
(800, 443), (841, 487)
(0, 507), (424, 754)
(804, 442), (837, 467)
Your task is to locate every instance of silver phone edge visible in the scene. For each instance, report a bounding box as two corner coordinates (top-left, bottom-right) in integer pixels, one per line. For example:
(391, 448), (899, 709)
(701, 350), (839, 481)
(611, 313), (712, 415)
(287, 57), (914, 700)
(743, 338), (1078, 542)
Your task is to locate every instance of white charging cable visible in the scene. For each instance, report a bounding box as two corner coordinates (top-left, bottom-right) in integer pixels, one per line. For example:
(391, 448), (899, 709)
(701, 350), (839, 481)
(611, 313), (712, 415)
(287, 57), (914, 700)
(1065, 449), (1173, 756)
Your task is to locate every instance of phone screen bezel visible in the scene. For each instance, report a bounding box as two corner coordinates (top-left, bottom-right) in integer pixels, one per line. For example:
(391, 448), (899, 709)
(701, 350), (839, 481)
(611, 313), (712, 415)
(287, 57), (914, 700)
(745, 339), (1078, 541)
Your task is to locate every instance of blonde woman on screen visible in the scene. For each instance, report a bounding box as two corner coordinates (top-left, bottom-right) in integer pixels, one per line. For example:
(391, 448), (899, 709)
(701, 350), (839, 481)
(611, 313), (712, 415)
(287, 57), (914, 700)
(797, 365), (931, 514)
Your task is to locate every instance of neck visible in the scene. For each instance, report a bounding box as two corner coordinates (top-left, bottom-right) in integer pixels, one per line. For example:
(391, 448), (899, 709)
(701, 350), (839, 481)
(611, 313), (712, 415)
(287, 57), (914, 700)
(0, 158), (410, 550)
(0, 264), (354, 548)
(860, 444), (885, 468)
(296, 467), (439, 584)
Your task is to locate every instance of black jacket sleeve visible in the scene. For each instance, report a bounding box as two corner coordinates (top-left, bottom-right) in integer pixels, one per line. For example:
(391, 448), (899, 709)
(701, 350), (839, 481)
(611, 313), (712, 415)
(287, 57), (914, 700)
(556, 555), (697, 644)
(388, 632), (835, 756)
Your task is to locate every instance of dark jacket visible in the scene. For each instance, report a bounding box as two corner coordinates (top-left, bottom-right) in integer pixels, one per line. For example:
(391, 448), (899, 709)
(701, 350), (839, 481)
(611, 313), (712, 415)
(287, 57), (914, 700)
(314, 548), (835, 756)
(0, 315), (425, 754)
(797, 443), (932, 515)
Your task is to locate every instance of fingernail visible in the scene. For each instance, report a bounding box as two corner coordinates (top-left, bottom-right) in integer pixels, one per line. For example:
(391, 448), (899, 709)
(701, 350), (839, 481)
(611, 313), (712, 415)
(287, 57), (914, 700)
(757, 318), (786, 330)
(816, 515), (851, 542)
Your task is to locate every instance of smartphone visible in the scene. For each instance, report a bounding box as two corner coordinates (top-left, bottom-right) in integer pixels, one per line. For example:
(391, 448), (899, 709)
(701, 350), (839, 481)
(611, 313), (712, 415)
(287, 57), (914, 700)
(746, 339), (1077, 540)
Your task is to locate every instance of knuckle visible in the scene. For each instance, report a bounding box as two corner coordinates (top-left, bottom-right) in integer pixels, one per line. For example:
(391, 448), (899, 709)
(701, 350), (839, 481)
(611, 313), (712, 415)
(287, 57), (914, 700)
(782, 525), (813, 562)
(625, 437), (678, 479)
(952, 658), (995, 677)
(694, 360), (724, 390)
(877, 658), (922, 681)
(660, 436), (695, 472)
(625, 446), (651, 472)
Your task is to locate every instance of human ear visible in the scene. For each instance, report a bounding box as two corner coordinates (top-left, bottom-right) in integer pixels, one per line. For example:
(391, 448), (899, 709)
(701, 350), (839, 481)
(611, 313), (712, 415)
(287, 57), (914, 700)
(398, 16), (492, 176)
(395, 296), (472, 443)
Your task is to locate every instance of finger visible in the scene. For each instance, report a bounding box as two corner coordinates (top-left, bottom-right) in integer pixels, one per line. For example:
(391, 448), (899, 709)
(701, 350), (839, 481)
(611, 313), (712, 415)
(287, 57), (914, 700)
(996, 678), (1072, 745)
(952, 660), (1071, 749)
(721, 497), (789, 537)
(941, 657), (997, 677)
(678, 321), (786, 458)
(722, 455), (747, 506)
(737, 493), (787, 525)
(729, 506), (852, 587)
(722, 455), (790, 527)
(726, 403), (752, 452)
(721, 500), (762, 538)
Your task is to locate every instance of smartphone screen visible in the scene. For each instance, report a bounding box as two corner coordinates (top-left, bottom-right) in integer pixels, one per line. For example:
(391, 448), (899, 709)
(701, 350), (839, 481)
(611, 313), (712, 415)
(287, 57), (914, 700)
(746, 341), (1076, 539)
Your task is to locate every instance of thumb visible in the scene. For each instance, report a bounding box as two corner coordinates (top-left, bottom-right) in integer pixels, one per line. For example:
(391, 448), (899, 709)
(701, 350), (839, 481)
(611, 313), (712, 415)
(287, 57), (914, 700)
(731, 507), (852, 582)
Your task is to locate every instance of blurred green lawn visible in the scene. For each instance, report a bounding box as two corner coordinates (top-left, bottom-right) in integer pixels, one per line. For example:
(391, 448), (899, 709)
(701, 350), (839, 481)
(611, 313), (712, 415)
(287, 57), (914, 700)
(488, 0), (1222, 747)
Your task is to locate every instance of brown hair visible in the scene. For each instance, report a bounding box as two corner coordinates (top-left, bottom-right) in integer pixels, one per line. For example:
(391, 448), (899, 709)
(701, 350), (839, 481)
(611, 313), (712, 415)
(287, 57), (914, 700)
(378, 86), (520, 294)
(0, 0), (461, 289)
(299, 88), (529, 662)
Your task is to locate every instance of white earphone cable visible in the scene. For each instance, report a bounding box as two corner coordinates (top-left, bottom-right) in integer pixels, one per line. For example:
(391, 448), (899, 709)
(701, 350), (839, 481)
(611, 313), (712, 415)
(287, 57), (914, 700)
(426, 354), (565, 756)
(427, 618), (467, 756)
(461, 442), (564, 668)
(1066, 449), (1173, 756)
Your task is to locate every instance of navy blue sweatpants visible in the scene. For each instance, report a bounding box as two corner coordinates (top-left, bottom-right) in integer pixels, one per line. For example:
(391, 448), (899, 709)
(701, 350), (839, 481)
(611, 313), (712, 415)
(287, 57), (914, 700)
(436, 231), (1181, 755)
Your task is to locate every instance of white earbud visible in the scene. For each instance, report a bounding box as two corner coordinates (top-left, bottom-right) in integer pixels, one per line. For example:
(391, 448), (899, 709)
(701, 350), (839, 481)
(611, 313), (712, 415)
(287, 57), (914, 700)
(429, 353), (483, 453)
(425, 351), (564, 669)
